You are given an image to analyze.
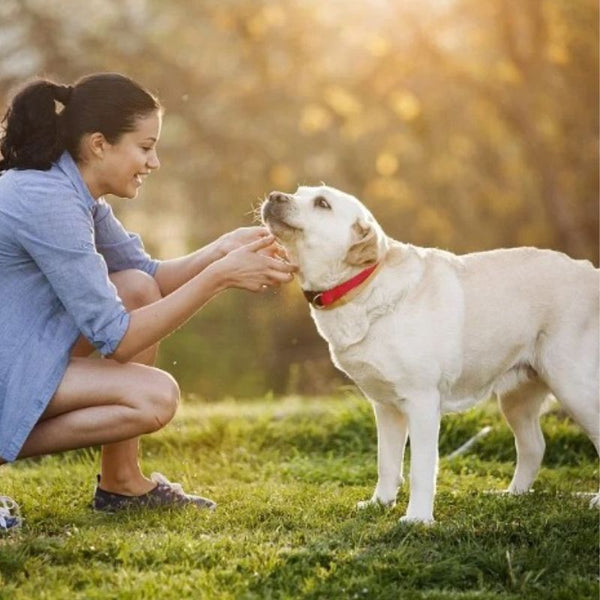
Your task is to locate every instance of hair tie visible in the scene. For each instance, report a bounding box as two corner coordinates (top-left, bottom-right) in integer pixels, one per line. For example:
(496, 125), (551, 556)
(52, 84), (74, 106)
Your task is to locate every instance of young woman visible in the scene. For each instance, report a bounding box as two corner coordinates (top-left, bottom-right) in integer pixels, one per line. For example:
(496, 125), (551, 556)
(0, 72), (296, 525)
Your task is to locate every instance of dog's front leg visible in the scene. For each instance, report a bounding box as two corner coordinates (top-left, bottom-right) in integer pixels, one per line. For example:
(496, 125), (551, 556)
(358, 402), (407, 509)
(401, 392), (441, 524)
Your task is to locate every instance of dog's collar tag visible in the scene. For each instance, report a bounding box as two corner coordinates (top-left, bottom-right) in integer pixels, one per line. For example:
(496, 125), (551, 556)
(303, 263), (380, 309)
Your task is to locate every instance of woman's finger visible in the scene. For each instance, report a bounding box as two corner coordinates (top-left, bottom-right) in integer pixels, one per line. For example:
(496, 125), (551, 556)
(242, 234), (276, 252)
(258, 242), (289, 261)
(273, 242), (290, 260)
(267, 269), (296, 283)
(253, 226), (270, 237)
(264, 257), (298, 272)
(243, 226), (270, 241)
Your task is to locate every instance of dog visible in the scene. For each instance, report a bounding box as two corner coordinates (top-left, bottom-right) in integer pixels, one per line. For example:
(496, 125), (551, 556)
(262, 185), (600, 523)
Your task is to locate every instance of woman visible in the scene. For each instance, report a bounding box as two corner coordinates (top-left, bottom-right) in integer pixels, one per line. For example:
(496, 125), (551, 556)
(0, 72), (296, 525)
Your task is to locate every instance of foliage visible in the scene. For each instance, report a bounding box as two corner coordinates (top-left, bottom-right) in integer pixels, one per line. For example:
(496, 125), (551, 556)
(0, 395), (597, 599)
(0, 0), (597, 396)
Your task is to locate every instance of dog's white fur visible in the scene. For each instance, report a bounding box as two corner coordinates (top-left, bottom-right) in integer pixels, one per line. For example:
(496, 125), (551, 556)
(262, 185), (600, 523)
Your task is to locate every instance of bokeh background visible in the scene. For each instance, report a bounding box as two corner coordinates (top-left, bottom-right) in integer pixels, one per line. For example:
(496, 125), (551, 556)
(1, 0), (598, 399)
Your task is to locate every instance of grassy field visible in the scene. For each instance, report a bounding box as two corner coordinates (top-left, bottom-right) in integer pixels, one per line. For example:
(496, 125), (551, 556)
(0, 393), (598, 599)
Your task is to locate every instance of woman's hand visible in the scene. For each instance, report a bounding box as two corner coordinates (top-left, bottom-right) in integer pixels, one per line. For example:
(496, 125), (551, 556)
(218, 226), (289, 261)
(218, 227), (268, 255)
(211, 235), (298, 292)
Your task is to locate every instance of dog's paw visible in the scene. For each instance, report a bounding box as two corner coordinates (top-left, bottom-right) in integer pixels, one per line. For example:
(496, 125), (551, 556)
(356, 497), (395, 510)
(399, 513), (435, 526)
(506, 485), (534, 495)
(589, 493), (600, 510)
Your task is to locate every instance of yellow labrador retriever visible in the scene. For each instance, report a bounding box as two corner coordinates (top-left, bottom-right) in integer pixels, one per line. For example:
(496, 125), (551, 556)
(262, 185), (599, 524)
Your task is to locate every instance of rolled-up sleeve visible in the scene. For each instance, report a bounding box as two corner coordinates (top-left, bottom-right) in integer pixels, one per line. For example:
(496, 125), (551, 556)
(16, 198), (130, 356)
(94, 201), (160, 276)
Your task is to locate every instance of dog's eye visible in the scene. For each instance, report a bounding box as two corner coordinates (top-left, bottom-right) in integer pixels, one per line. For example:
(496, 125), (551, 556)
(314, 196), (331, 210)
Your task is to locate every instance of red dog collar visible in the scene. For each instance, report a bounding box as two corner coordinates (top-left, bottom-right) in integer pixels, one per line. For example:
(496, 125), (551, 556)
(303, 263), (380, 309)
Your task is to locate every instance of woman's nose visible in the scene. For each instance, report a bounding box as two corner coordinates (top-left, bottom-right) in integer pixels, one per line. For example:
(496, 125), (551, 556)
(148, 151), (160, 170)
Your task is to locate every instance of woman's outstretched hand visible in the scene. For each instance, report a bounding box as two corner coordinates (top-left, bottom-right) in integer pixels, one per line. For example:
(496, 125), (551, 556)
(218, 226), (265, 252)
(218, 226), (289, 261)
(212, 234), (298, 292)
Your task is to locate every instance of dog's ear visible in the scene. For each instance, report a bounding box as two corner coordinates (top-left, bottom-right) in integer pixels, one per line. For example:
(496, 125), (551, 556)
(345, 219), (379, 266)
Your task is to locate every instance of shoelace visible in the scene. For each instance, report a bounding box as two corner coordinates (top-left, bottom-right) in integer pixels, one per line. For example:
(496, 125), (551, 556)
(0, 496), (21, 529)
(150, 472), (184, 495)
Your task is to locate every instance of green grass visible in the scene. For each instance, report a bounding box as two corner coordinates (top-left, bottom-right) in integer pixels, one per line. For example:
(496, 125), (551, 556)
(0, 394), (598, 599)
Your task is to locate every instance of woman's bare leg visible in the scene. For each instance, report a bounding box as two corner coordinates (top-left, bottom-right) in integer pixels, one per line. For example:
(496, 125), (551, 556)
(97, 271), (163, 494)
(68, 330), (159, 495)
(18, 358), (178, 459)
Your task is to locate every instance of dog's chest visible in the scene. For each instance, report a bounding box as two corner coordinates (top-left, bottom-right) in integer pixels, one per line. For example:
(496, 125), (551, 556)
(313, 306), (435, 406)
(333, 348), (399, 405)
(329, 327), (409, 407)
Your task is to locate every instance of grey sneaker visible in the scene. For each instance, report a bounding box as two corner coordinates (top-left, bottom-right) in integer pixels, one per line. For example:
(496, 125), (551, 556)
(92, 472), (216, 513)
(0, 496), (22, 532)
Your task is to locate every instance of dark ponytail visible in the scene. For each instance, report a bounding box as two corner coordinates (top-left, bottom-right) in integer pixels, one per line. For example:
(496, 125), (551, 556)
(0, 73), (160, 173)
(0, 80), (72, 171)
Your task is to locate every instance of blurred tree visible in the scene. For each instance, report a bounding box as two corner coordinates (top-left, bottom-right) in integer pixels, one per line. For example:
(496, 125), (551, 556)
(1, 0), (597, 398)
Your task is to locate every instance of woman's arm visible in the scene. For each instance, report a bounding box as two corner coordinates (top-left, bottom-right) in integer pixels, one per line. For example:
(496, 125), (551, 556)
(153, 239), (224, 296)
(154, 227), (270, 296)
(109, 235), (296, 363)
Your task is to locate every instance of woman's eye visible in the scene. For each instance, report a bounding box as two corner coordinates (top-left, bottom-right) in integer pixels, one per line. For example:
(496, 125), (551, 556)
(314, 196), (331, 209)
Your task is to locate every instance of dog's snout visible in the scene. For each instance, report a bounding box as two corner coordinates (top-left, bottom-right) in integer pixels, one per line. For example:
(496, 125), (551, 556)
(269, 191), (289, 203)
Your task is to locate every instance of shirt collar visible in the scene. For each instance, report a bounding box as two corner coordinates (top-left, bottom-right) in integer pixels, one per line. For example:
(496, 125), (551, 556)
(56, 151), (97, 211)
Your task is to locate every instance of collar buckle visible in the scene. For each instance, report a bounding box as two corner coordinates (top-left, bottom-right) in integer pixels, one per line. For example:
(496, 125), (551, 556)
(311, 293), (325, 309)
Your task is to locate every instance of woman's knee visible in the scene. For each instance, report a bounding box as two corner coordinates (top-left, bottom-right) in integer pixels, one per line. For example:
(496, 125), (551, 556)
(110, 269), (162, 311)
(139, 370), (180, 433)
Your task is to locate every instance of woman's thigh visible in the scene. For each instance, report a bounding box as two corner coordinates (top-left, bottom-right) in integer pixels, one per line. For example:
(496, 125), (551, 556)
(40, 357), (178, 421)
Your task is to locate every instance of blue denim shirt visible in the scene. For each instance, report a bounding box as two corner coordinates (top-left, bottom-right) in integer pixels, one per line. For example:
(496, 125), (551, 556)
(0, 151), (159, 460)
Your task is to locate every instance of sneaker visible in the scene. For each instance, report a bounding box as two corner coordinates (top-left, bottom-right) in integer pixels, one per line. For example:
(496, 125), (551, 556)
(0, 496), (22, 532)
(92, 472), (217, 513)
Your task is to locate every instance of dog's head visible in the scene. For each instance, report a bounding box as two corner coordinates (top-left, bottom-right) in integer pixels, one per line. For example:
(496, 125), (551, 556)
(261, 185), (388, 290)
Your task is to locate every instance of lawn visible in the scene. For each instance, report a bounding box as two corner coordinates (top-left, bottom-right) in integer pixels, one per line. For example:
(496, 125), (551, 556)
(0, 393), (598, 599)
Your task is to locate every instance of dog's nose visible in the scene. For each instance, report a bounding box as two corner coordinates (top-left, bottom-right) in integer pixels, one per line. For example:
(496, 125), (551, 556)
(269, 191), (289, 203)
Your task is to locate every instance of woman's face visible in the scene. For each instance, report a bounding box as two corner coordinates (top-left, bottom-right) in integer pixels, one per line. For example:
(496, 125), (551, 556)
(99, 110), (162, 199)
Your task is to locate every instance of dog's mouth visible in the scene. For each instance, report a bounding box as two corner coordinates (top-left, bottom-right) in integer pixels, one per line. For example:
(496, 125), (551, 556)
(261, 199), (303, 237)
(266, 218), (302, 236)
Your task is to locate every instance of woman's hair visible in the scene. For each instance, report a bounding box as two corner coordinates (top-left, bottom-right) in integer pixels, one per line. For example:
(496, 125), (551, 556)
(0, 73), (161, 172)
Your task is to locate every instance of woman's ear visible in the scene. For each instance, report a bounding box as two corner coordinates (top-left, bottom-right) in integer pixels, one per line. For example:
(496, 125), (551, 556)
(81, 132), (108, 160)
(345, 219), (379, 266)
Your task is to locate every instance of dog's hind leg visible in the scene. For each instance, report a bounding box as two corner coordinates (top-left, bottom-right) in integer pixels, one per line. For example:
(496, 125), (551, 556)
(537, 327), (600, 507)
(544, 380), (600, 508)
(549, 380), (599, 508)
(499, 379), (549, 494)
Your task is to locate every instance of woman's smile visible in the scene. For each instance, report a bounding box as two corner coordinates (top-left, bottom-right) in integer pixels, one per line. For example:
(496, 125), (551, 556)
(134, 172), (149, 186)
